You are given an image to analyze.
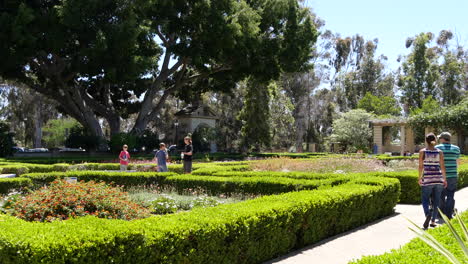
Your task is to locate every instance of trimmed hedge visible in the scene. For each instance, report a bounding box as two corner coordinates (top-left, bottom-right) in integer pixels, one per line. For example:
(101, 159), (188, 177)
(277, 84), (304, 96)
(192, 166), (468, 204)
(0, 178), (32, 194)
(351, 210), (468, 264)
(0, 177), (399, 264)
(165, 174), (350, 195)
(21, 171), (177, 188)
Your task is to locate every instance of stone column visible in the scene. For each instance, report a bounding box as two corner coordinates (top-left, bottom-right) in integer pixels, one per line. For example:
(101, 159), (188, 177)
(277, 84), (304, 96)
(400, 125), (406, 156)
(425, 126), (434, 136)
(405, 126), (415, 154)
(373, 125), (383, 154)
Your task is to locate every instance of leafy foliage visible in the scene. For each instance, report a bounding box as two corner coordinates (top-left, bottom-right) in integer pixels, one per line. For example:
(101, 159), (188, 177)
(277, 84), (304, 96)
(358, 92), (401, 117)
(0, 177), (399, 263)
(239, 79), (272, 152)
(330, 109), (373, 152)
(65, 124), (102, 151)
(0, 121), (14, 157)
(43, 118), (80, 148)
(8, 180), (150, 222)
(409, 97), (468, 131)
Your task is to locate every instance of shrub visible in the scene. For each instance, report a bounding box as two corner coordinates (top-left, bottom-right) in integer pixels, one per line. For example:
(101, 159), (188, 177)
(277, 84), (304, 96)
(0, 177), (399, 263)
(0, 178), (32, 194)
(0, 165), (29, 175)
(9, 180), (150, 222)
(149, 196), (179, 214)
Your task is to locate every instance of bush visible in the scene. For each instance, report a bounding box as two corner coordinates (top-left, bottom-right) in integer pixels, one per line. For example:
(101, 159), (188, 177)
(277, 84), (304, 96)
(0, 177), (399, 263)
(0, 178), (32, 194)
(9, 180), (150, 222)
(0, 165), (29, 175)
(149, 196), (179, 214)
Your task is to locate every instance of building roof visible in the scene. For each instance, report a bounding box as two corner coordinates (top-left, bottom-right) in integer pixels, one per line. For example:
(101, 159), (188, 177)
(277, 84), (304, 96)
(175, 105), (217, 119)
(370, 118), (407, 126)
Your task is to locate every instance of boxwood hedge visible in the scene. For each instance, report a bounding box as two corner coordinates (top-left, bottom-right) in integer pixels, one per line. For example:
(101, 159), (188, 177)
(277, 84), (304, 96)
(0, 176), (399, 264)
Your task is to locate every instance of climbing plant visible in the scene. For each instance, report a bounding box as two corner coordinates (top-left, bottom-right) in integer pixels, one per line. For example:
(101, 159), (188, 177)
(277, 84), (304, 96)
(408, 97), (468, 131)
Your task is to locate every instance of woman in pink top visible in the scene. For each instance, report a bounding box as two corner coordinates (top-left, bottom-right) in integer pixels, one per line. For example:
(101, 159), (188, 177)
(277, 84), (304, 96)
(119, 144), (130, 171)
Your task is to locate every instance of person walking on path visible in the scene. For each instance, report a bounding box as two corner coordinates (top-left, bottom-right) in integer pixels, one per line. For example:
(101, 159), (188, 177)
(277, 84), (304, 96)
(182, 137), (193, 174)
(119, 144), (130, 171)
(155, 143), (169, 172)
(436, 132), (461, 219)
(418, 133), (447, 228)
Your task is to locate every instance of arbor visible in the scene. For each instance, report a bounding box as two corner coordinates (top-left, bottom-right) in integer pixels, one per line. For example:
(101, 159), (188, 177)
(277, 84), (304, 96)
(330, 109), (373, 152)
(0, 0), (317, 137)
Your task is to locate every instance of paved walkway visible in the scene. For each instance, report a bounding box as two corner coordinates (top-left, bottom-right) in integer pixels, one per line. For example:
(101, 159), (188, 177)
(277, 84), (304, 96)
(266, 187), (468, 264)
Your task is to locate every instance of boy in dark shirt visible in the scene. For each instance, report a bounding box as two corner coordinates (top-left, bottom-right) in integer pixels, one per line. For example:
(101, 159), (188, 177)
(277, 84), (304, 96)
(182, 137), (193, 173)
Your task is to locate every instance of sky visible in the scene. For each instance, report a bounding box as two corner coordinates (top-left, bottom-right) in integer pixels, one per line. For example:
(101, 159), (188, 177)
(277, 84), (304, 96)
(305, 0), (468, 70)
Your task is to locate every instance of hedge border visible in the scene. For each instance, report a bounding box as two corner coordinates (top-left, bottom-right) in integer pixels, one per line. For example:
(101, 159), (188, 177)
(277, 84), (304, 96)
(0, 177), (399, 264)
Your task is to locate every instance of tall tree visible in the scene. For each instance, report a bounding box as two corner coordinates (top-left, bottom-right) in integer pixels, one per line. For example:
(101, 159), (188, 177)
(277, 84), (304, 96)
(269, 82), (295, 150)
(398, 32), (440, 112)
(0, 0), (318, 137)
(0, 83), (58, 147)
(435, 30), (466, 106)
(238, 79), (272, 152)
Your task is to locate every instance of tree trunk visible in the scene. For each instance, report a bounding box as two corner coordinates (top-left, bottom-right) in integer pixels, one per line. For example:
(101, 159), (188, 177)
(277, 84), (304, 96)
(33, 99), (43, 148)
(107, 115), (121, 137)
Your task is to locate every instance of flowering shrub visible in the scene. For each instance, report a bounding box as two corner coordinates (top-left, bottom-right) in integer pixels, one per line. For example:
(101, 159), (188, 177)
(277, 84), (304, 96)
(149, 195), (222, 215)
(150, 196), (179, 214)
(191, 196), (221, 208)
(10, 180), (150, 222)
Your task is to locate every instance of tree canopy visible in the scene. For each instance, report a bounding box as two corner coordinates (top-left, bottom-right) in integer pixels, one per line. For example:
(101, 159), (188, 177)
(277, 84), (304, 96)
(0, 0), (318, 137)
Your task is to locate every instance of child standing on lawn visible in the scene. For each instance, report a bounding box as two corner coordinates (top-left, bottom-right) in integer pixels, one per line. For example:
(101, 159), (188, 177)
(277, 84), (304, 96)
(119, 144), (130, 171)
(155, 143), (169, 172)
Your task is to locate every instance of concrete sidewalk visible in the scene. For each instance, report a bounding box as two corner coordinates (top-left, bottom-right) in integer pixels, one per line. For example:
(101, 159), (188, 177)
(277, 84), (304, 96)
(266, 187), (468, 264)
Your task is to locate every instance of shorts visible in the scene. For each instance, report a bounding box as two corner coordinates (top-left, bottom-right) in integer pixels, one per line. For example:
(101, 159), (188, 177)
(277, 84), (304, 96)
(120, 165), (128, 171)
(157, 164), (168, 172)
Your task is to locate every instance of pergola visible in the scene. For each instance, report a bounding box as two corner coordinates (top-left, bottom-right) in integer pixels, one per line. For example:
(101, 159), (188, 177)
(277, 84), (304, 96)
(371, 119), (415, 155)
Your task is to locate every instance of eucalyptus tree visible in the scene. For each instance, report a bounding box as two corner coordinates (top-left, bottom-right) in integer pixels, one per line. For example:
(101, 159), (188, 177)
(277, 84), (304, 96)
(0, 0), (318, 138)
(397, 32), (440, 112)
(435, 30), (466, 106)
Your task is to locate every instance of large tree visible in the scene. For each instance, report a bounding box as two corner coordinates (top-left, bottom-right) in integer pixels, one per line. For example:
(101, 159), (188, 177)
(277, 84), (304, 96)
(398, 32), (439, 112)
(0, 0), (318, 137)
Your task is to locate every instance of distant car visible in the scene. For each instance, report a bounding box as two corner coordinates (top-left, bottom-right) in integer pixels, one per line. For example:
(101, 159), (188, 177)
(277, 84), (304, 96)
(27, 148), (49, 153)
(12, 147), (27, 153)
(59, 148), (86, 152)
